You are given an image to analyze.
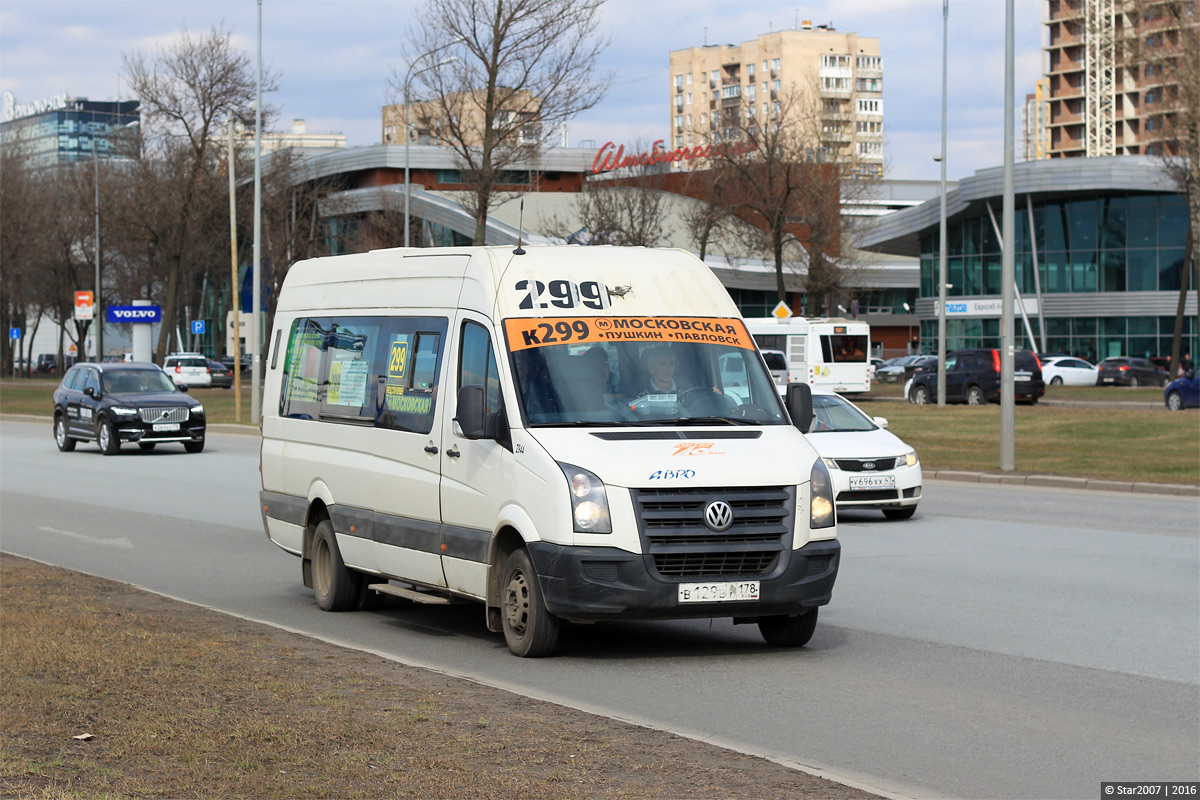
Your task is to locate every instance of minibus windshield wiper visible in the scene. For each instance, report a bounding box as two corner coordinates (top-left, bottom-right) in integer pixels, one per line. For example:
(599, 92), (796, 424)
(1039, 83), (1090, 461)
(528, 420), (629, 428)
(675, 416), (753, 426)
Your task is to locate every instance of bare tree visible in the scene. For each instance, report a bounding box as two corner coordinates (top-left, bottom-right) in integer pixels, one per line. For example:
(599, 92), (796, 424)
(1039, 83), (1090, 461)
(0, 137), (53, 375)
(397, 0), (611, 245)
(123, 25), (276, 362)
(1121, 1), (1199, 375)
(704, 86), (880, 314)
(569, 178), (668, 247)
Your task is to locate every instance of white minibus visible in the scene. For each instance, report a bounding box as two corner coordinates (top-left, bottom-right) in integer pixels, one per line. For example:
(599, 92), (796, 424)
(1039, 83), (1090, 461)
(259, 246), (839, 657)
(744, 317), (872, 394)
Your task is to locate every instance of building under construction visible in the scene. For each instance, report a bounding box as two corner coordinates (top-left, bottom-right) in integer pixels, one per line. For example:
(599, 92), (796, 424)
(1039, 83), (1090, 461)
(1044, 0), (1197, 158)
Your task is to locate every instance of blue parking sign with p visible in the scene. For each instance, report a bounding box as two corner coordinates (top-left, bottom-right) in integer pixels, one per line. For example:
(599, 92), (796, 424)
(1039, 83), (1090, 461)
(191, 320), (205, 335)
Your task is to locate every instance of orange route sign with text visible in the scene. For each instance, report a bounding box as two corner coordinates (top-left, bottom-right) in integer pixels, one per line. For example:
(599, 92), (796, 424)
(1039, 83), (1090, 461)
(74, 291), (94, 321)
(503, 316), (755, 352)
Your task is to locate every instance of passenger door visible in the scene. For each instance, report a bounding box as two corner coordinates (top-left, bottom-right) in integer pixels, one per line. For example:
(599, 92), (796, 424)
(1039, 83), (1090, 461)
(439, 314), (512, 598)
(61, 367), (89, 436)
(368, 318), (449, 587)
(943, 354), (969, 401)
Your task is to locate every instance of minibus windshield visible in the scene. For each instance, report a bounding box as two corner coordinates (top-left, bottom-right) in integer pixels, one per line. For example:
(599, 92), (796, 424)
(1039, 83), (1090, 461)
(504, 316), (788, 427)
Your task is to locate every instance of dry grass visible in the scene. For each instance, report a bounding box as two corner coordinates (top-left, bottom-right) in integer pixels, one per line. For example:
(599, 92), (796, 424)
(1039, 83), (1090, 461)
(0, 556), (877, 800)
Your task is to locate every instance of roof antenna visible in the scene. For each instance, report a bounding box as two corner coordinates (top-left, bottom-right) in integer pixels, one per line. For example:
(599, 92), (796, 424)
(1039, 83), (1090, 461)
(513, 196), (526, 255)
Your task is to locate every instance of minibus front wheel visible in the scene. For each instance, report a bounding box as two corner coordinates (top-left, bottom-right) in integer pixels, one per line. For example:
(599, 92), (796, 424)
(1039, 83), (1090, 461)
(758, 608), (818, 647)
(500, 549), (560, 657)
(311, 519), (359, 612)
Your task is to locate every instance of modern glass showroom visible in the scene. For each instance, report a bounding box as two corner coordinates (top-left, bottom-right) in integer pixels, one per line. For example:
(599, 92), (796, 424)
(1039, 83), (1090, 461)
(916, 191), (1195, 361)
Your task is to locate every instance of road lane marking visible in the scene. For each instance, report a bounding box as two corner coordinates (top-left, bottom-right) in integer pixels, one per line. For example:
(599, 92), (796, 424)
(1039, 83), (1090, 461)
(37, 526), (133, 550)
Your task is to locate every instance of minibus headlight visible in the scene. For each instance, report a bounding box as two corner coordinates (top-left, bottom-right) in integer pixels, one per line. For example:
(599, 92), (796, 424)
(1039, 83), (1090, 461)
(810, 459), (836, 530)
(558, 463), (611, 534)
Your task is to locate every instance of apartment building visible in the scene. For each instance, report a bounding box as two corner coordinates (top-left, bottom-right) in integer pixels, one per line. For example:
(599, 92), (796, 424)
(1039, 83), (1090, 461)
(668, 23), (883, 176)
(1045, 0), (1197, 158)
(382, 89), (541, 148)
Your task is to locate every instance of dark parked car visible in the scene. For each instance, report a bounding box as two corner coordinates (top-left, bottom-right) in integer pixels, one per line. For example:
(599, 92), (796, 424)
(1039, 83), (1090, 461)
(1097, 357), (1168, 387)
(207, 359), (233, 389)
(1163, 371), (1199, 411)
(907, 348), (1045, 405)
(876, 354), (936, 383)
(53, 362), (206, 455)
(36, 353), (77, 375)
(220, 355), (252, 373)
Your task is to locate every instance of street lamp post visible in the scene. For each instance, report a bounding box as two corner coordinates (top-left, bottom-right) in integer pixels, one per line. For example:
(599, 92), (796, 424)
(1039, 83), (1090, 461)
(903, 302), (913, 354)
(92, 119), (139, 362)
(937, 0), (950, 407)
(403, 51), (459, 249)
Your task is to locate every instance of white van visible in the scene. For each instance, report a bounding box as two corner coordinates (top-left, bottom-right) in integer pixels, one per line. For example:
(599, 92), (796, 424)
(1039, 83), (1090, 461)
(259, 245), (839, 657)
(744, 317), (872, 394)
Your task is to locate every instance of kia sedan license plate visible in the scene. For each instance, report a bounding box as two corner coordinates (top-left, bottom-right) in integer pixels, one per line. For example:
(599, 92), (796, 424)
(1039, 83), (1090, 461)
(678, 581), (759, 603)
(850, 475), (896, 490)
(152, 422), (179, 432)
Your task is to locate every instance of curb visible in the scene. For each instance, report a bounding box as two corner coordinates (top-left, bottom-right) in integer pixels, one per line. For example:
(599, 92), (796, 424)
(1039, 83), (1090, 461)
(927, 469), (1199, 497)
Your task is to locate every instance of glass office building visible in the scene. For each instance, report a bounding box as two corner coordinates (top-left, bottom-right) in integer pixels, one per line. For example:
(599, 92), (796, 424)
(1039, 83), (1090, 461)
(857, 156), (1196, 363)
(1, 95), (140, 168)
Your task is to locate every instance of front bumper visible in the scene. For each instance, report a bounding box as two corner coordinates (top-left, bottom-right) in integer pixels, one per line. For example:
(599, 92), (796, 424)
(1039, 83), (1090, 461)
(525, 539), (840, 622)
(116, 419), (206, 443)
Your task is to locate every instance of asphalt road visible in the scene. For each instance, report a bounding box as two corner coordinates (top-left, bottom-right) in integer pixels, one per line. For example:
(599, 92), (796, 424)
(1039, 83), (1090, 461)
(2, 419), (1197, 799)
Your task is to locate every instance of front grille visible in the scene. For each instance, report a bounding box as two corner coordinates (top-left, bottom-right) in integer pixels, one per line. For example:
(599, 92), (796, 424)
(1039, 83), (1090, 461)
(836, 489), (899, 502)
(138, 407), (189, 424)
(631, 486), (792, 579)
(834, 457), (898, 472)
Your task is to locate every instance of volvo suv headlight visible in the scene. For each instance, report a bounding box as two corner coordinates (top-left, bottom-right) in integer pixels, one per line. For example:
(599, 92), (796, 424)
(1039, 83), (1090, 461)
(809, 459), (836, 530)
(110, 407), (138, 416)
(191, 404), (204, 416)
(558, 462), (611, 533)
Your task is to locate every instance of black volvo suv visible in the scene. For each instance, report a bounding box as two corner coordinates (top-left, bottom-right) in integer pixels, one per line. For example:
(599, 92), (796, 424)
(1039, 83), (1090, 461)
(53, 362), (207, 455)
(907, 348), (1045, 405)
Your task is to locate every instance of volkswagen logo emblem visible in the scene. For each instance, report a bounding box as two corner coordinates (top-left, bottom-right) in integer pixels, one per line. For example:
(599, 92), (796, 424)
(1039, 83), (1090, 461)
(863, 461), (876, 470)
(704, 500), (734, 532)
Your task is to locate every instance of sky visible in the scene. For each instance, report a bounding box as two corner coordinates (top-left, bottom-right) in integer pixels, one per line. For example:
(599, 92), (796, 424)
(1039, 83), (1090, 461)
(0, 0), (1045, 183)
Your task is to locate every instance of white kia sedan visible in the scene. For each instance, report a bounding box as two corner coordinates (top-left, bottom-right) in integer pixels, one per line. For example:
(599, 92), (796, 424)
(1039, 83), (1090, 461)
(806, 387), (922, 520)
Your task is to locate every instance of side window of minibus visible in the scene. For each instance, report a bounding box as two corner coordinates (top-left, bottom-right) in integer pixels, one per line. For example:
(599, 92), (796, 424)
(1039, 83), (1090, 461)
(459, 321), (501, 414)
(377, 318), (446, 435)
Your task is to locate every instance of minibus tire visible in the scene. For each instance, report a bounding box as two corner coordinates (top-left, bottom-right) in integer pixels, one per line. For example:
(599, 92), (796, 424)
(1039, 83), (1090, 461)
(500, 549), (560, 657)
(758, 608), (818, 647)
(312, 519), (359, 612)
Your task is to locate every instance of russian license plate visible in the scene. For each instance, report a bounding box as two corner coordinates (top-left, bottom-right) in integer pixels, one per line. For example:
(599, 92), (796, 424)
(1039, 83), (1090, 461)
(849, 474), (896, 490)
(1103, 377), (1114, 383)
(152, 422), (179, 432)
(1015, 372), (1031, 382)
(678, 581), (759, 603)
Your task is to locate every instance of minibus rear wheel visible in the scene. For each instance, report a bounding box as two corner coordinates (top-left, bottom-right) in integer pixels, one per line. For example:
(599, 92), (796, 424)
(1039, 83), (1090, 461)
(500, 549), (560, 657)
(312, 519), (359, 612)
(758, 608), (818, 647)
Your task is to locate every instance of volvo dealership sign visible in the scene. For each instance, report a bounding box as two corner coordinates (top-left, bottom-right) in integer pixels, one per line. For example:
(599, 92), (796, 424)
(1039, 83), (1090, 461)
(107, 305), (162, 323)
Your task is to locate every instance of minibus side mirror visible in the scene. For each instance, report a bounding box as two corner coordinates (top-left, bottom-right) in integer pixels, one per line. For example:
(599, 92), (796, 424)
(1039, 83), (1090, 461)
(455, 384), (500, 440)
(786, 382), (814, 433)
